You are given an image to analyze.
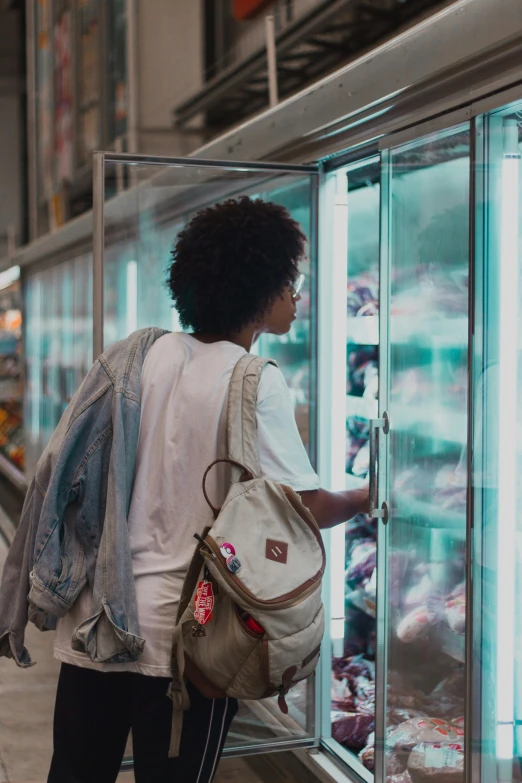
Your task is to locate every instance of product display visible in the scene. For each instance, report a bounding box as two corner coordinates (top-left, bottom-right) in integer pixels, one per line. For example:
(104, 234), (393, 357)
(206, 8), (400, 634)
(0, 281), (23, 470)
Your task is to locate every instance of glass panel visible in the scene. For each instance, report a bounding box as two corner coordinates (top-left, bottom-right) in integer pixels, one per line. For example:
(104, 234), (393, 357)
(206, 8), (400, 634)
(24, 256), (93, 474)
(383, 127), (469, 780)
(102, 160), (316, 454)
(473, 101), (522, 782)
(100, 157), (317, 752)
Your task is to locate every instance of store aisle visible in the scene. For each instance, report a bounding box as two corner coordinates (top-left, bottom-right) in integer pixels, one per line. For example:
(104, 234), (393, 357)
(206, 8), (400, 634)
(0, 512), (321, 783)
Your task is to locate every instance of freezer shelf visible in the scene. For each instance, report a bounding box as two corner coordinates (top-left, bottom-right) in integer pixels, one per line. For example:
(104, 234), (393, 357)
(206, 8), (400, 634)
(393, 491), (466, 539)
(391, 315), (468, 348)
(347, 315), (379, 346)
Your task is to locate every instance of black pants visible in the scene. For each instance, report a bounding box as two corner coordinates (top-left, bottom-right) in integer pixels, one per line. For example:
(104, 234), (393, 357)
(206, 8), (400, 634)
(47, 663), (238, 783)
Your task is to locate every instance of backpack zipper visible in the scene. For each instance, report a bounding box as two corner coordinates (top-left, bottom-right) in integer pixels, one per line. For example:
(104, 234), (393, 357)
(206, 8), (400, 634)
(202, 538), (322, 610)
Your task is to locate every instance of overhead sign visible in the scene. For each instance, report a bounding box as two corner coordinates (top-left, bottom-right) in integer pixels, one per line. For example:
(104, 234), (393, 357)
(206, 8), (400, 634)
(233, 0), (274, 20)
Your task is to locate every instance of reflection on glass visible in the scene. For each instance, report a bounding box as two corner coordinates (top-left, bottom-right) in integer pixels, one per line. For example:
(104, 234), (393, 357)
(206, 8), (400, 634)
(24, 255), (93, 475)
(384, 127), (469, 782)
(100, 160), (317, 751)
(475, 103), (522, 782)
(102, 162), (315, 456)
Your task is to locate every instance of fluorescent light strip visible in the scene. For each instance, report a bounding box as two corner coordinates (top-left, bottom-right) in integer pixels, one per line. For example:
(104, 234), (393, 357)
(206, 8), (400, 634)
(496, 125), (519, 773)
(330, 171), (349, 645)
(126, 260), (138, 335)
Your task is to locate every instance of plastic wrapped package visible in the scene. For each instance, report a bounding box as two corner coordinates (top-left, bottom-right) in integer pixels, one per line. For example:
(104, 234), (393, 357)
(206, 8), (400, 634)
(397, 606), (438, 643)
(386, 718), (463, 769)
(347, 282), (378, 318)
(346, 540), (376, 588)
(359, 733), (374, 771)
(444, 583), (465, 635)
(408, 742), (464, 783)
(352, 441), (370, 477)
(389, 773), (413, 783)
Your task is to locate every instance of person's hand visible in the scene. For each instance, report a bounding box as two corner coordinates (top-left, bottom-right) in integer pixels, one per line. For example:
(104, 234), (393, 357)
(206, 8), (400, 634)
(350, 484), (369, 516)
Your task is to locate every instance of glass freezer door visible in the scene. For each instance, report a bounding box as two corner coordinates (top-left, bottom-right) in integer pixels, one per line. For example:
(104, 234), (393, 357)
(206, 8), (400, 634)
(375, 126), (470, 782)
(92, 151), (319, 758)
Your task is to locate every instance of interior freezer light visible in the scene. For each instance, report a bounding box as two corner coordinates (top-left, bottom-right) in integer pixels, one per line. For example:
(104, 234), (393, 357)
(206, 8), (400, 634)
(496, 118), (520, 779)
(330, 172), (349, 650)
(126, 261), (138, 335)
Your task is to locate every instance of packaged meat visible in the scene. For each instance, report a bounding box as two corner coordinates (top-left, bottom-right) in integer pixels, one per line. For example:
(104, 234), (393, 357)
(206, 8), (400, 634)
(333, 654), (374, 682)
(397, 606), (437, 643)
(331, 676), (357, 713)
(445, 584), (465, 635)
(359, 732), (375, 771)
(332, 712), (374, 750)
(346, 540), (376, 587)
(352, 441), (370, 477)
(388, 708), (429, 726)
(388, 752), (408, 775)
(404, 574), (436, 610)
(345, 513), (376, 539)
(389, 773), (413, 783)
(386, 717), (463, 767)
(408, 741), (464, 783)
(424, 672), (465, 720)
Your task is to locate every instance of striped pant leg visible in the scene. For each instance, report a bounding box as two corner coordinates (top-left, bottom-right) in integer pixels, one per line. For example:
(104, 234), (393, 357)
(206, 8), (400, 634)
(132, 677), (238, 783)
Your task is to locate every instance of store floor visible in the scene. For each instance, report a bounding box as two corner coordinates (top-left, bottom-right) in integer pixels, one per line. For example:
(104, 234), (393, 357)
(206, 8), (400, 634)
(0, 513), (321, 783)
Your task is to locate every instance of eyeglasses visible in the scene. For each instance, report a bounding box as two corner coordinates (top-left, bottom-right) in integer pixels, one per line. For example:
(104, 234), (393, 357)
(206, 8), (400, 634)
(290, 273), (305, 300)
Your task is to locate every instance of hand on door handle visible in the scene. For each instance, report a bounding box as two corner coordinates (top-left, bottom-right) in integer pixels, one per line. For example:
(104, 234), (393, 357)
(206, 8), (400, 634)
(369, 412), (390, 521)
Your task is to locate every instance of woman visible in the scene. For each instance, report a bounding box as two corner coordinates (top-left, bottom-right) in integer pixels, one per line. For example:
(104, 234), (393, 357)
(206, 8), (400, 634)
(14, 197), (368, 782)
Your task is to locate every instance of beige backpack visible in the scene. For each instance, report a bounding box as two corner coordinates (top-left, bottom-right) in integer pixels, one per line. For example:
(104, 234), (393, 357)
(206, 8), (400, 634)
(168, 354), (325, 756)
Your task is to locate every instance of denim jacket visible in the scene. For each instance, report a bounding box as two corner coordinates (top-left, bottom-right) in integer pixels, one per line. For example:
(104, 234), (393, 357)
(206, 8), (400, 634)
(0, 327), (167, 667)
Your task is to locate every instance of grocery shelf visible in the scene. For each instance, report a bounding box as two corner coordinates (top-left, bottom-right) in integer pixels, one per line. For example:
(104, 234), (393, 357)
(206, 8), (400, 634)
(347, 315), (379, 346)
(391, 316), (468, 348)
(345, 473), (367, 490)
(346, 587), (376, 619)
(393, 491), (466, 539)
(346, 394), (378, 420)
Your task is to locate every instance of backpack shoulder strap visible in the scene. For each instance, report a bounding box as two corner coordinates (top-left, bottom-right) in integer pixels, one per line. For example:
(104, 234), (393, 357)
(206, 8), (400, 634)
(227, 354), (277, 478)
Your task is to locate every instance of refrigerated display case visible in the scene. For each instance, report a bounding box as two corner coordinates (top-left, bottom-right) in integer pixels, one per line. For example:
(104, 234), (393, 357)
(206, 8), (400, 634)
(107, 0), (127, 142)
(77, 0), (102, 167)
(35, 0), (54, 205)
(29, 0), (128, 229)
(54, 0), (74, 183)
(472, 100), (522, 783)
(0, 267), (24, 474)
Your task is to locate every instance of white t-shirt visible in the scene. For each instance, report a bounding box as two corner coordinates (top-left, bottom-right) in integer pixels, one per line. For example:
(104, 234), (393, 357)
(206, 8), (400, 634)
(54, 333), (320, 675)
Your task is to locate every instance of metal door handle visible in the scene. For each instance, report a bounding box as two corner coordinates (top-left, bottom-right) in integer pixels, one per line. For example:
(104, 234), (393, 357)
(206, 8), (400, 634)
(369, 411), (389, 520)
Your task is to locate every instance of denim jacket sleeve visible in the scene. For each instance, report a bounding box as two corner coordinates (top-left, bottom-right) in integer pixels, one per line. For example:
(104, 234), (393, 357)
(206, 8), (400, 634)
(0, 367), (110, 666)
(71, 388), (145, 663)
(0, 478), (43, 666)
